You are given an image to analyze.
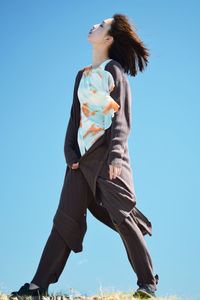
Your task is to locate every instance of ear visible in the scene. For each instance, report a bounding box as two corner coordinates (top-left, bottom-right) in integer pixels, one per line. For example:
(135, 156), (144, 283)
(105, 35), (114, 44)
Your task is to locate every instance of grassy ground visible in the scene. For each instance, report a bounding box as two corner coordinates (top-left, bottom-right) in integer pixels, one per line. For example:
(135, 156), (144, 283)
(0, 291), (181, 300)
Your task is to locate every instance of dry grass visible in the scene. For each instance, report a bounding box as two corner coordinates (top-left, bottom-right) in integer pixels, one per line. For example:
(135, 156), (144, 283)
(0, 291), (181, 300)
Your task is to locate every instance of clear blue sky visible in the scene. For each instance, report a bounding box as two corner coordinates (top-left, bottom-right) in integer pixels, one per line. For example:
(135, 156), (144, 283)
(0, 1), (200, 300)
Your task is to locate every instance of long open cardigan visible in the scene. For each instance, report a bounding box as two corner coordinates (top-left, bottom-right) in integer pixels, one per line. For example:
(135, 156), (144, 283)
(62, 59), (152, 237)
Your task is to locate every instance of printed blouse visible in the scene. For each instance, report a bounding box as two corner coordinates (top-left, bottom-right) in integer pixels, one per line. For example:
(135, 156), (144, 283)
(77, 58), (120, 156)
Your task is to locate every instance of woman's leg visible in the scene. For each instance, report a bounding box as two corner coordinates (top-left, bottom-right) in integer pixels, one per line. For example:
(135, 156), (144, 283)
(30, 167), (92, 290)
(95, 176), (157, 291)
(30, 226), (71, 290)
(113, 211), (157, 290)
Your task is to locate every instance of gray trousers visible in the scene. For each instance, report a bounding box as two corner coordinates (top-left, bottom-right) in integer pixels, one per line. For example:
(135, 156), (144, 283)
(31, 168), (157, 291)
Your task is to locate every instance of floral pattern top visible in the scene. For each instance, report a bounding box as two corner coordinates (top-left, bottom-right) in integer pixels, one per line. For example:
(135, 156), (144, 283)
(77, 58), (120, 156)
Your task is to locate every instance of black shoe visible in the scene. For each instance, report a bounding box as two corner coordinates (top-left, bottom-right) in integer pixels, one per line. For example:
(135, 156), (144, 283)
(133, 285), (156, 298)
(133, 274), (159, 298)
(9, 283), (49, 298)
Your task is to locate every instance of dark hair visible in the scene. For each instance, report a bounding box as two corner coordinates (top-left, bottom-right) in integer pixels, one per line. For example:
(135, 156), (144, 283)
(107, 13), (150, 77)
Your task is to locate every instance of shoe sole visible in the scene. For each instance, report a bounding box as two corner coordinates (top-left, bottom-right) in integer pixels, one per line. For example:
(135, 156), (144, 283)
(9, 294), (46, 300)
(133, 289), (155, 298)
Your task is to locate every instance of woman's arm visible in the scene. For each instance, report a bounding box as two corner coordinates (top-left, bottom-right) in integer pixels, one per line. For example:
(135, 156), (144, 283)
(105, 62), (132, 167)
(64, 70), (81, 167)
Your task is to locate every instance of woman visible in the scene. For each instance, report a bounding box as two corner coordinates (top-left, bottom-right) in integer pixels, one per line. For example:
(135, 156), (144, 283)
(10, 14), (159, 299)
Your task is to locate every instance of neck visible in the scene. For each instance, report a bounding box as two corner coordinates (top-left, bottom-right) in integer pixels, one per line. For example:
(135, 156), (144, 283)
(91, 46), (109, 68)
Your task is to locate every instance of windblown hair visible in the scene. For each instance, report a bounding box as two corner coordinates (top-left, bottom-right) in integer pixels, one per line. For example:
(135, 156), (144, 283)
(107, 13), (150, 77)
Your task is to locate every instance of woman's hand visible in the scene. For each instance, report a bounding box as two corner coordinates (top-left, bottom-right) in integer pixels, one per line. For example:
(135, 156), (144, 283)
(109, 164), (122, 180)
(71, 162), (80, 169)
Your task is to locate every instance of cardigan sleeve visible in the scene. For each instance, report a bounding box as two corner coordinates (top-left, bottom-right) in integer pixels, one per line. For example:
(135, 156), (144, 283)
(106, 62), (131, 167)
(64, 70), (81, 167)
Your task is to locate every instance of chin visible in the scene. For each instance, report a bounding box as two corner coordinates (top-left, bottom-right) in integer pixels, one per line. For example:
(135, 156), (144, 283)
(87, 35), (93, 43)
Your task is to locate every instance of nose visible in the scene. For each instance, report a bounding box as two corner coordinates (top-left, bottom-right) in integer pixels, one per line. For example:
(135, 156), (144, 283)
(91, 23), (99, 30)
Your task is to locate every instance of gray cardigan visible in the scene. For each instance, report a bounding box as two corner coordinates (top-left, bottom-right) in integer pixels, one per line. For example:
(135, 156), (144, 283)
(64, 59), (131, 168)
(63, 59), (152, 236)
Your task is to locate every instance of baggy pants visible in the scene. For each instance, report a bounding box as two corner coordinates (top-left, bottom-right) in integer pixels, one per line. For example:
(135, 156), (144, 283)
(31, 167), (157, 291)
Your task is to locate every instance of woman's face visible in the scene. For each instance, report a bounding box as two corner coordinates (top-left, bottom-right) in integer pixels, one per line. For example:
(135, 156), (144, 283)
(88, 18), (114, 46)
